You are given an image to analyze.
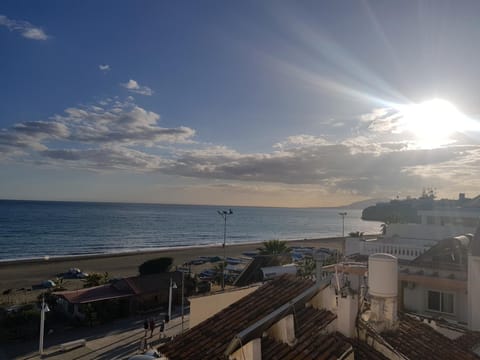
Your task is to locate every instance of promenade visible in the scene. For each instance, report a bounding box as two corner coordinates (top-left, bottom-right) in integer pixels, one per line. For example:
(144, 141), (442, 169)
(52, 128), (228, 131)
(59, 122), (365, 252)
(0, 314), (188, 360)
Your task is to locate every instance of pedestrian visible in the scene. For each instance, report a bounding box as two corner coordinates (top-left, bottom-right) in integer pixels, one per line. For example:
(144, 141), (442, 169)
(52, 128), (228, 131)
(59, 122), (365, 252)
(149, 318), (155, 338)
(143, 319), (148, 337)
(159, 320), (165, 339)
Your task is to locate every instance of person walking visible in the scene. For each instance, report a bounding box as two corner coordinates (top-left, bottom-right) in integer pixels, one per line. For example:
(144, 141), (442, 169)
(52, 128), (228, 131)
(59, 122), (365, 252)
(143, 319), (149, 337)
(159, 320), (165, 339)
(149, 318), (155, 338)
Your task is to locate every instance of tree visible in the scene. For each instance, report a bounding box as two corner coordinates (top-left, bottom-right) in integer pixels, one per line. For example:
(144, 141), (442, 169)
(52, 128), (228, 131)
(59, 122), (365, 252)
(213, 261), (227, 286)
(257, 240), (291, 255)
(420, 187), (437, 200)
(297, 257), (316, 279)
(380, 223), (387, 235)
(83, 272), (109, 288)
(138, 257), (173, 275)
(348, 231), (364, 238)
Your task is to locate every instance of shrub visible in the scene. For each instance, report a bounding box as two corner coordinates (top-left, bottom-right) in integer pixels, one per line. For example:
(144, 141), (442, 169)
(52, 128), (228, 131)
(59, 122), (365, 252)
(139, 257), (173, 275)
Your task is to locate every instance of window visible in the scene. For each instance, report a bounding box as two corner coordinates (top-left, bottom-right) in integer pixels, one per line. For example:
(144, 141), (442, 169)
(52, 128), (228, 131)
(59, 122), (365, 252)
(427, 290), (454, 314)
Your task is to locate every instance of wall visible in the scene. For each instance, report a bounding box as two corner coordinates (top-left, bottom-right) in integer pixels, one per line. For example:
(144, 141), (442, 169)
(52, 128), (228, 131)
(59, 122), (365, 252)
(189, 285), (259, 327)
(386, 223), (474, 241)
(402, 283), (467, 323)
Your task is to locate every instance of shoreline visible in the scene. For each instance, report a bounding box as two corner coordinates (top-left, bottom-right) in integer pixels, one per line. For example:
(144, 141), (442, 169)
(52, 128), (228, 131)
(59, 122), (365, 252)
(0, 237), (347, 296)
(0, 236), (349, 266)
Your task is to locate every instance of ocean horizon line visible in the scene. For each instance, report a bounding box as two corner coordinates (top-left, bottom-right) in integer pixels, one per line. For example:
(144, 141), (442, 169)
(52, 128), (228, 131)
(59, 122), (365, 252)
(0, 198), (354, 210)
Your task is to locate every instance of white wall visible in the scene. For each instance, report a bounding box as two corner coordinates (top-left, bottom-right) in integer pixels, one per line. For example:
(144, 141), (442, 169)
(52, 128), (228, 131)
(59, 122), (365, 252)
(402, 283), (467, 323)
(468, 256), (480, 330)
(386, 223), (474, 241)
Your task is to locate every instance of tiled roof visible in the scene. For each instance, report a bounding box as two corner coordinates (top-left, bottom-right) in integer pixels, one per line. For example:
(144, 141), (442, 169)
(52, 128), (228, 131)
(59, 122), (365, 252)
(454, 330), (480, 352)
(380, 314), (480, 359)
(160, 276), (318, 359)
(411, 236), (470, 271)
(55, 284), (134, 304)
(344, 338), (389, 360)
(260, 307), (343, 360)
(122, 272), (182, 295)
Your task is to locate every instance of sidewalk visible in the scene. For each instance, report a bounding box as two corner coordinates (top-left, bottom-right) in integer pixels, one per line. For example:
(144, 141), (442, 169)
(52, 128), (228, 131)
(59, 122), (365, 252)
(1, 315), (189, 360)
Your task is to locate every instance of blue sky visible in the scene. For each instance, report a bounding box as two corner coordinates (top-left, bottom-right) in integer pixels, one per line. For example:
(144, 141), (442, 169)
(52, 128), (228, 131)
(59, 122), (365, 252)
(2, 1), (480, 207)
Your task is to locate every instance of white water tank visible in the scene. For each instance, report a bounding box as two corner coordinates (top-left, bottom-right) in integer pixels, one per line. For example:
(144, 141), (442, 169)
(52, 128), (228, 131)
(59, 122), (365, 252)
(368, 253), (398, 297)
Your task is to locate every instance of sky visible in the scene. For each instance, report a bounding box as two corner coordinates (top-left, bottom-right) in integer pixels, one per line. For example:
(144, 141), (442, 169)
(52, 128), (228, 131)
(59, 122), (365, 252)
(2, 1), (480, 207)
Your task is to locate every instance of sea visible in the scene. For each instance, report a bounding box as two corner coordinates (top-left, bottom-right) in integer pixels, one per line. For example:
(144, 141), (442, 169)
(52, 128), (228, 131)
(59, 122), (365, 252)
(0, 200), (381, 261)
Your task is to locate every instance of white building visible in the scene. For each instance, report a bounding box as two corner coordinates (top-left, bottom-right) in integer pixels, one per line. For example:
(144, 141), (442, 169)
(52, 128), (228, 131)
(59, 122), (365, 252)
(346, 208), (480, 260)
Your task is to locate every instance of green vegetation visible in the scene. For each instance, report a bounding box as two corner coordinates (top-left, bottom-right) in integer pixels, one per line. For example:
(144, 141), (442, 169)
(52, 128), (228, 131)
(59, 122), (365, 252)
(138, 257), (173, 275)
(83, 272), (110, 288)
(348, 231), (364, 238)
(257, 240), (291, 255)
(297, 257), (316, 279)
(0, 304), (40, 340)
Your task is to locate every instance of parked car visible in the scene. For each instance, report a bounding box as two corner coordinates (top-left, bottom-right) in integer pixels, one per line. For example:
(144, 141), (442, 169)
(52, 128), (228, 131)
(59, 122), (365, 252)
(41, 280), (56, 288)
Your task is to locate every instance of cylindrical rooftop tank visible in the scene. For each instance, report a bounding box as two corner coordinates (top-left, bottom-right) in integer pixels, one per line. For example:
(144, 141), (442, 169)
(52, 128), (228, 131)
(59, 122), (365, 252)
(368, 253), (398, 297)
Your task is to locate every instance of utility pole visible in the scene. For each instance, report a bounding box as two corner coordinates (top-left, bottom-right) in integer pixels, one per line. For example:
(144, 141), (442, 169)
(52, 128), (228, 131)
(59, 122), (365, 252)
(181, 271), (185, 333)
(338, 212), (347, 238)
(217, 209), (233, 290)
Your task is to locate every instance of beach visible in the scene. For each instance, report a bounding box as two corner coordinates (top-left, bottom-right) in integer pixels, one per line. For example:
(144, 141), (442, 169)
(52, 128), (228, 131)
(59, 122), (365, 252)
(0, 237), (343, 304)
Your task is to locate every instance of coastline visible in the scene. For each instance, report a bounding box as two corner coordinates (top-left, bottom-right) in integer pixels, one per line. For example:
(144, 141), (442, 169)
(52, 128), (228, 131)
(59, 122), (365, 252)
(0, 237), (345, 295)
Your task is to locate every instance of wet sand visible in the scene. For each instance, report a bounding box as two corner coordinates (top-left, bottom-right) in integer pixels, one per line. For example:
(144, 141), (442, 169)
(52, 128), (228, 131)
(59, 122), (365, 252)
(0, 237), (344, 304)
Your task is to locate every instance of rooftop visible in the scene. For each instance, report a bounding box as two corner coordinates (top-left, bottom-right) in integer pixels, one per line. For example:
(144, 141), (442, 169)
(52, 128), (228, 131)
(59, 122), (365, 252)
(160, 276), (348, 359)
(379, 314), (480, 360)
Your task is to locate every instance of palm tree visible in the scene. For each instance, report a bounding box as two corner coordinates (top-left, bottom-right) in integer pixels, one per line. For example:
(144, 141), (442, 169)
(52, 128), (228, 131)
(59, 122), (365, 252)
(213, 262), (227, 286)
(380, 223), (387, 235)
(297, 257), (316, 279)
(257, 240), (291, 255)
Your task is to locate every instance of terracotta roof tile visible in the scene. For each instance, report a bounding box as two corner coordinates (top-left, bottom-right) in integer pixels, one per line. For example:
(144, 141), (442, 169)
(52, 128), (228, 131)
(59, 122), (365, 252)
(343, 338), (389, 360)
(160, 276), (317, 359)
(260, 307), (344, 360)
(54, 284), (133, 304)
(380, 314), (480, 359)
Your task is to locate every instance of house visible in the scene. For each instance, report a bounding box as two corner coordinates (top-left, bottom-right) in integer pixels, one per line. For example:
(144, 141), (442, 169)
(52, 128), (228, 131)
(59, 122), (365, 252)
(55, 271), (186, 320)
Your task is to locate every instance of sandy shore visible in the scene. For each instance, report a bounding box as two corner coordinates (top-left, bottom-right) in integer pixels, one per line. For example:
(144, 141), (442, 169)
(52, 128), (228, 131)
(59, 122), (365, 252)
(0, 237), (344, 305)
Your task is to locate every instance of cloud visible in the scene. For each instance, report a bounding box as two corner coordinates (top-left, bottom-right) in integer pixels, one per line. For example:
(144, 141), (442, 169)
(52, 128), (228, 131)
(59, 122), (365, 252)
(3, 98), (480, 200)
(99, 64), (110, 72)
(121, 79), (154, 96)
(0, 98), (194, 164)
(40, 146), (166, 171)
(0, 14), (49, 40)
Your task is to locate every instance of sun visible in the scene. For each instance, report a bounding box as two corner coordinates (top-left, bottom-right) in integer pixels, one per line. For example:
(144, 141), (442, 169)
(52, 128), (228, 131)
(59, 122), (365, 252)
(396, 98), (468, 148)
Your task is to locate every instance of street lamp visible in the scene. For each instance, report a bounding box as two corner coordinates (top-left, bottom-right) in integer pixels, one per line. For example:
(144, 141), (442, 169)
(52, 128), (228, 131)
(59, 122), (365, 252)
(39, 295), (50, 355)
(218, 209), (233, 290)
(338, 212), (347, 238)
(168, 277), (177, 321)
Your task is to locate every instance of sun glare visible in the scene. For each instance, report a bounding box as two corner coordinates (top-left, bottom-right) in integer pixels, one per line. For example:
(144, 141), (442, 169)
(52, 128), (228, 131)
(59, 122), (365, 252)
(397, 98), (468, 148)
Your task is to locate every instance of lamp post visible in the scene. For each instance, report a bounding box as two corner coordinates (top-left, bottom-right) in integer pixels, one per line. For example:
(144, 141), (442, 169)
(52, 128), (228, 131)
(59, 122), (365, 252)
(218, 209), (233, 290)
(39, 295), (50, 355)
(338, 212), (347, 238)
(168, 277), (177, 321)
